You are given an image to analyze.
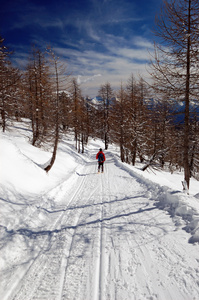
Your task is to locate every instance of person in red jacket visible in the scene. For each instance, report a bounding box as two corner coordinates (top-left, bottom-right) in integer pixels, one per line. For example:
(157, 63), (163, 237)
(96, 148), (106, 173)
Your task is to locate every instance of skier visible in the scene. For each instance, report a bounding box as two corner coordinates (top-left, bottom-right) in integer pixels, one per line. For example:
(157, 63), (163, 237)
(96, 148), (106, 173)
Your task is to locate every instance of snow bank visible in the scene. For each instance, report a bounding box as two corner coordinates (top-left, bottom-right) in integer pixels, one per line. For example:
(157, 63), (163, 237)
(1, 122), (199, 300)
(1, 122), (199, 244)
(0, 136), (49, 194)
(112, 155), (199, 244)
(0, 127), (84, 196)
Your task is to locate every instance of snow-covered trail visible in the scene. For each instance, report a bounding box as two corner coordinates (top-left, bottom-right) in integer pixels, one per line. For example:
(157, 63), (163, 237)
(2, 148), (199, 300)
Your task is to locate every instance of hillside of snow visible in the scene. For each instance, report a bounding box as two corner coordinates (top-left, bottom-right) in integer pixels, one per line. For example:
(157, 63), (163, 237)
(0, 120), (199, 300)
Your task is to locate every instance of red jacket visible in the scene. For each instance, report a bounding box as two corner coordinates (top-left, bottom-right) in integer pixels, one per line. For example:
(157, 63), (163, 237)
(96, 151), (106, 162)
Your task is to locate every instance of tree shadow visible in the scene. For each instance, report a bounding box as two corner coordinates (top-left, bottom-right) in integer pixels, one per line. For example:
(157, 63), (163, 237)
(39, 194), (147, 214)
(3, 204), (157, 239)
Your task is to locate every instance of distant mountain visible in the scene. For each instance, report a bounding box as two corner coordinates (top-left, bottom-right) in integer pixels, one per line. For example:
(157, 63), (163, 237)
(85, 96), (199, 124)
(85, 96), (117, 107)
(145, 98), (199, 124)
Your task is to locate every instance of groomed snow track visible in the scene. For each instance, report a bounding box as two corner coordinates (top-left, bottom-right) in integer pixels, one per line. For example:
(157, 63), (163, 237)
(2, 149), (199, 300)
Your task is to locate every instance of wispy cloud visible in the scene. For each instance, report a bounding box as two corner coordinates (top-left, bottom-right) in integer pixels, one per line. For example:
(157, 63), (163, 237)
(77, 74), (102, 84)
(4, 0), (155, 96)
(49, 25), (152, 96)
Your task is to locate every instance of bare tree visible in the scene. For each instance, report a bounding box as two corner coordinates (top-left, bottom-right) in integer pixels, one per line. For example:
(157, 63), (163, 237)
(70, 78), (88, 153)
(98, 82), (114, 149)
(112, 83), (127, 162)
(0, 36), (20, 131)
(44, 48), (68, 172)
(24, 47), (53, 146)
(150, 0), (199, 191)
(70, 78), (81, 151)
(59, 91), (71, 131)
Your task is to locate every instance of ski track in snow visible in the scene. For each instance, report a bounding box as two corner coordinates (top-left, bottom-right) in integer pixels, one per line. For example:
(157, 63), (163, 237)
(1, 149), (199, 300)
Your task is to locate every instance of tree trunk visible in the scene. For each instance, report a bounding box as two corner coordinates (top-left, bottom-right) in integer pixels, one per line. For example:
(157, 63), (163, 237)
(184, 0), (191, 190)
(1, 104), (6, 132)
(45, 122), (59, 172)
(44, 51), (60, 172)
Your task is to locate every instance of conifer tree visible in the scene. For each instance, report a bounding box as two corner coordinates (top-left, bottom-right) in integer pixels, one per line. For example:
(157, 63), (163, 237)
(70, 78), (87, 153)
(98, 82), (114, 150)
(24, 47), (52, 146)
(0, 36), (20, 131)
(44, 48), (68, 172)
(150, 0), (199, 191)
(112, 83), (127, 162)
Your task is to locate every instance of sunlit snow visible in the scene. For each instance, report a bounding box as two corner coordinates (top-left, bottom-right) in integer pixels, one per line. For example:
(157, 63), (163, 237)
(0, 120), (199, 300)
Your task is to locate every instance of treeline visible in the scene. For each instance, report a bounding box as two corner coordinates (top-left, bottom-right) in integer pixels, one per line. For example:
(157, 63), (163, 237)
(0, 36), (199, 180)
(0, 39), (92, 171)
(1, 0), (199, 191)
(94, 80), (199, 182)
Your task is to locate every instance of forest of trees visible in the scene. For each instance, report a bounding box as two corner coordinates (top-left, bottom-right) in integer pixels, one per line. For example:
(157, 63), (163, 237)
(0, 0), (199, 192)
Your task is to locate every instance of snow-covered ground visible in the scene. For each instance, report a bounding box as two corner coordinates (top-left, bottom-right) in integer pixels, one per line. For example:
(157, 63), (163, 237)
(1, 120), (199, 300)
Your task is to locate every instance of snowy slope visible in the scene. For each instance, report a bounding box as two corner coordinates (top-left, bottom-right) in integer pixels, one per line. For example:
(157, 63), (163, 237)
(0, 121), (199, 300)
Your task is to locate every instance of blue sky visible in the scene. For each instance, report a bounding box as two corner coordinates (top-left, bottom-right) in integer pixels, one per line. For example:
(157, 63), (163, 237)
(1, 0), (162, 96)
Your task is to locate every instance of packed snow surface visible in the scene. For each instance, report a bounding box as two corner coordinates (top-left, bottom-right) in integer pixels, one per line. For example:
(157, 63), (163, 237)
(1, 121), (199, 300)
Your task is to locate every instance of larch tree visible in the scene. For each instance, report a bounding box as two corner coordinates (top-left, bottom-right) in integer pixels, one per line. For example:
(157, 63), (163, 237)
(24, 47), (52, 146)
(125, 75), (150, 166)
(44, 48), (68, 172)
(98, 82), (114, 150)
(70, 78), (82, 152)
(112, 83), (127, 162)
(59, 91), (71, 131)
(0, 36), (20, 131)
(150, 0), (199, 191)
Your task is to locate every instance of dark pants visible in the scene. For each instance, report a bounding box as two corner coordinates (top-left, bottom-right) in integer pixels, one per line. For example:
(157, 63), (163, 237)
(98, 162), (104, 172)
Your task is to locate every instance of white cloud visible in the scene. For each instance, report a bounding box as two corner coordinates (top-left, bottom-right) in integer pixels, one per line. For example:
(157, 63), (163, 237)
(132, 37), (154, 49)
(72, 55), (149, 96)
(53, 31), (152, 97)
(8, 0), (153, 97)
(77, 74), (102, 84)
